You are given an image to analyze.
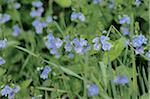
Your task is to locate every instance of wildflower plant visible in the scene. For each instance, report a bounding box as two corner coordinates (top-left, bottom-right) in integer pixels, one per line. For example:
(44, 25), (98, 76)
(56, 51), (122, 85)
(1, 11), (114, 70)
(0, 0), (149, 99)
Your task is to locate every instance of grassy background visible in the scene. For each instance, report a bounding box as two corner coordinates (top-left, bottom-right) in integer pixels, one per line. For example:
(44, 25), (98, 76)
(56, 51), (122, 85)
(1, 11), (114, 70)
(0, 0), (149, 99)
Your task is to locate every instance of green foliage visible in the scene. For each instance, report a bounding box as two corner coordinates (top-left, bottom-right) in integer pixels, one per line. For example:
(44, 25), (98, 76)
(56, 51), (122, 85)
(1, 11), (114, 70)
(0, 0), (149, 99)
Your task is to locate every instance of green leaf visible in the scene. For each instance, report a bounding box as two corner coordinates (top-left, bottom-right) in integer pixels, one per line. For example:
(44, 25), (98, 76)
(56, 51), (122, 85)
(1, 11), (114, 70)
(60, 67), (84, 80)
(7, 9), (20, 22)
(21, 79), (32, 91)
(0, 67), (6, 76)
(55, 0), (72, 8)
(139, 93), (150, 99)
(103, 37), (126, 64)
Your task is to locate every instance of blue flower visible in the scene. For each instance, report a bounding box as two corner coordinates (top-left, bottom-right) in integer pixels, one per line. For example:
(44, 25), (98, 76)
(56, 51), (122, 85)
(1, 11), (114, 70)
(78, 12), (86, 22)
(65, 43), (72, 52)
(32, 19), (45, 34)
(125, 40), (130, 47)
(0, 39), (7, 49)
(88, 84), (99, 97)
(100, 35), (110, 43)
(32, 1), (43, 7)
(113, 75), (129, 85)
(46, 16), (53, 23)
(68, 53), (74, 59)
(132, 34), (147, 47)
(101, 41), (112, 51)
(135, 46), (144, 55)
(92, 37), (99, 43)
(55, 38), (63, 48)
(93, 0), (102, 4)
(1, 85), (20, 99)
(71, 12), (85, 22)
(119, 15), (130, 24)
(7, 86), (20, 99)
(120, 26), (130, 35)
(92, 37), (101, 50)
(135, 0), (141, 6)
(64, 36), (72, 52)
(108, 0), (115, 9)
(40, 66), (52, 80)
(1, 85), (12, 97)
(145, 51), (150, 59)
(14, 2), (21, 9)
(100, 35), (112, 51)
(45, 33), (63, 58)
(12, 86), (20, 93)
(0, 57), (6, 65)
(93, 43), (101, 51)
(30, 7), (44, 18)
(12, 25), (21, 37)
(73, 37), (88, 54)
(0, 13), (11, 24)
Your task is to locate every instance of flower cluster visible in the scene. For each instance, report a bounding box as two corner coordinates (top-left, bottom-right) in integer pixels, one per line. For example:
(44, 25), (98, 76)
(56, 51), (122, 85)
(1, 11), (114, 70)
(0, 85), (20, 99)
(30, 1), (43, 18)
(73, 37), (90, 54)
(40, 65), (52, 80)
(45, 34), (115, 58)
(132, 34), (147, 55)
(45, 33), (63, 58)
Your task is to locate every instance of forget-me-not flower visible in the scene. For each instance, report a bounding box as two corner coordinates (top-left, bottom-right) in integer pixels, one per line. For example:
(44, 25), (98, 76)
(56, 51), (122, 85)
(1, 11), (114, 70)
(40, 66), (52, 80)
(87, 84), (99, 97)
(46, 16), (53, 23)
(145, 51), (150, 59)
(0, 13), (11, 24)
(0, 39), (7, 49)
(32, 1), (43, 8)
(30, 7), (44, 18)
(12, 25), (21, 37)
(93, 0), (102, 4)
(71, 12), (85, 22)
(113, 75), (129, 85)
(14, 2), (21, 9)
(120, 26), (130, 35)
(68, 53), (74, 59)
(132, 34), (147, 48)
(0, 57), (6, 65)
(45, 33), (63, 58)
(73, 37), (88, 54)
(32, 19), (46, 34)
(135, 0), (141, 6)
(92, 37), (101, 51)
(1, 85), (12, 97)
(119, 15), (130, 24)
(100, 35), (112, 51)
(1, 85), (20, 99)
(135, 46), (144, 55)
(64, 36), (72, 52)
